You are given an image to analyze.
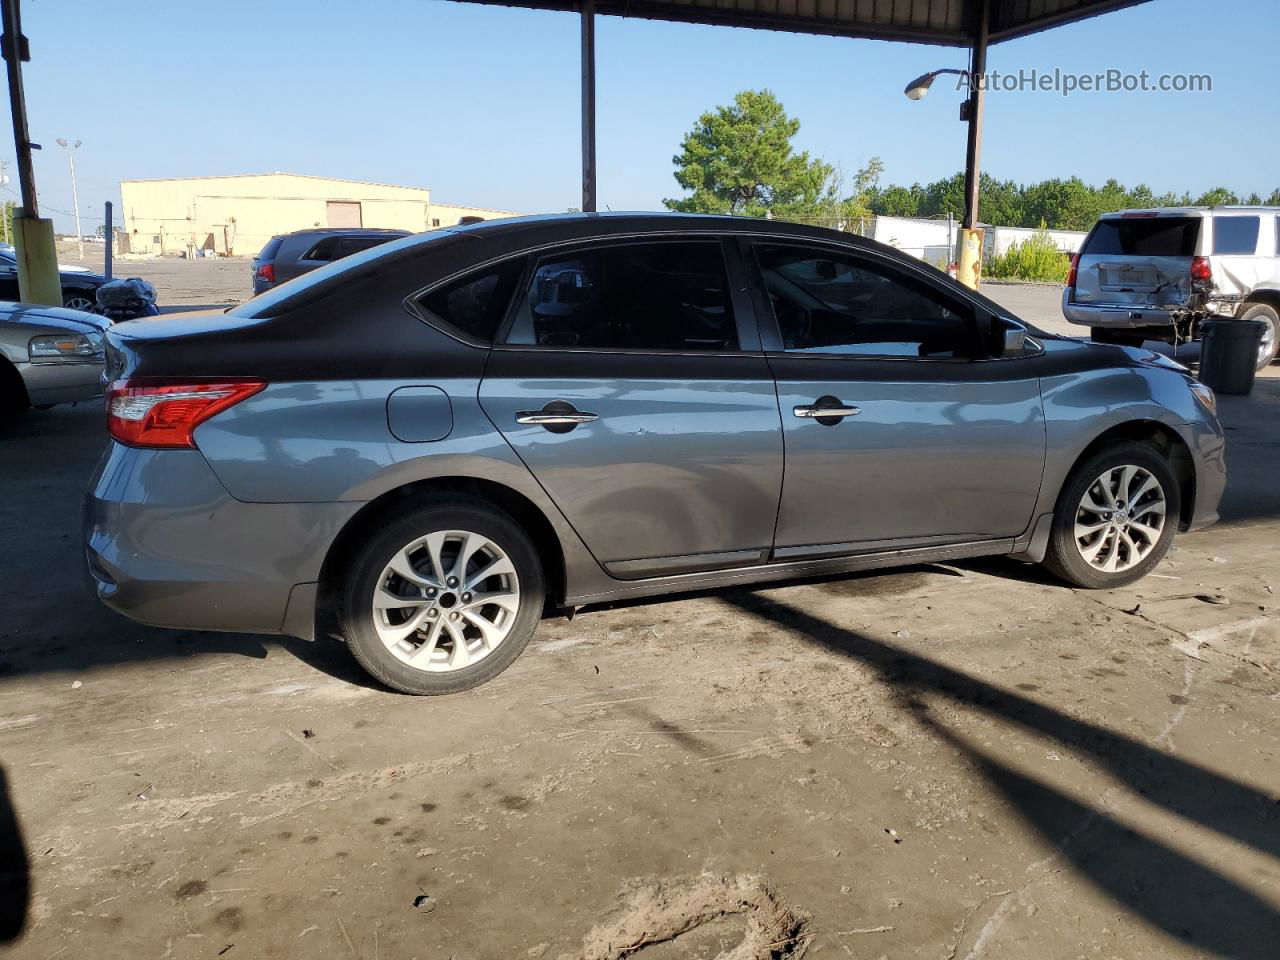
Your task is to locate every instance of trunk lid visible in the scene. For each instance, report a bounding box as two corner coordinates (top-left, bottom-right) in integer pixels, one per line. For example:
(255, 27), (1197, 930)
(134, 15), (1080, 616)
(1071, 215), (1201, 309)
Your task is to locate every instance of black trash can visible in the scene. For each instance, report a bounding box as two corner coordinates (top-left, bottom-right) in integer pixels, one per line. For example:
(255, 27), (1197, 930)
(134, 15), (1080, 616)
(1199, 319), (1266, 395)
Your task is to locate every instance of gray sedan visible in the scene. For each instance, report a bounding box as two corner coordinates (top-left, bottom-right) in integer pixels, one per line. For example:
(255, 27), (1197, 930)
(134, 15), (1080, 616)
(85, 213), (1226, 696)
(0, 302), (108, 422)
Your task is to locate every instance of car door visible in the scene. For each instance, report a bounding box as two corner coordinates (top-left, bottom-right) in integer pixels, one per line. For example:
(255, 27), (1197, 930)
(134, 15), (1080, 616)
(746, 238), (1046, 558)
(478, 236), (784, 578)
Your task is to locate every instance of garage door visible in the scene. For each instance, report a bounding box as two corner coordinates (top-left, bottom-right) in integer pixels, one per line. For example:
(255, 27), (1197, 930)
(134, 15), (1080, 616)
(325, 201), (363, 228)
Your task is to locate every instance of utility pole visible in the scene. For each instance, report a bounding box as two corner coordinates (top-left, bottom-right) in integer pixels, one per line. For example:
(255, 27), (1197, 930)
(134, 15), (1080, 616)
(955, 0), (989, 290)
(1, 0), (60, 304)
(580, 0), (596, 213)
(0, 159), (9, 245)
(56, 138), (82, 261)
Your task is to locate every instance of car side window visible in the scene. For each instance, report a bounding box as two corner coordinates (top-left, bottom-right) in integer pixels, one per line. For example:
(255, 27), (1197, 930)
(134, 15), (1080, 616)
(503, 241), (738, 351)
(754, 244), (977, 358)
(415, 258), (525, 344)
(1213, 216), (1260, 255)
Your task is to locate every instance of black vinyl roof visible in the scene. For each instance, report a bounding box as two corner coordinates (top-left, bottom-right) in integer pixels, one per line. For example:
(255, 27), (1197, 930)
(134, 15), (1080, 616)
(453, 0), (1152, 46)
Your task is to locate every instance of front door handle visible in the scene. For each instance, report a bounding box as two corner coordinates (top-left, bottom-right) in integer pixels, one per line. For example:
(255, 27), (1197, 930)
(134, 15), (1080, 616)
(793, 396), (860, 423)
(516, 412), (599, 425)
(515, 400), (599, 433)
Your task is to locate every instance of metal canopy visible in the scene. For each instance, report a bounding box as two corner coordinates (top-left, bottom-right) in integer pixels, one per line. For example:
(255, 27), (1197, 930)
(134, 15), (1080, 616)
(457, 0), (1151, 46)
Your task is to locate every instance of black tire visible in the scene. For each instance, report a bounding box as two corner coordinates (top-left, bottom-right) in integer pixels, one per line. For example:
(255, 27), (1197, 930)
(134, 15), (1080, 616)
(1042, 441), (1180, 589)
(1090, 327), (1145, 348)
(338, 496), (544, 695)
(1238, 301), (1279, 371)
(0, 360), (27, 427)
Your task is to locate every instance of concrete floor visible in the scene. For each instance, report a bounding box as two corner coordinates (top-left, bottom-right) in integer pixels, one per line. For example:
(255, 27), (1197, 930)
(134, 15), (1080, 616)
(2, 261), (1278, 959)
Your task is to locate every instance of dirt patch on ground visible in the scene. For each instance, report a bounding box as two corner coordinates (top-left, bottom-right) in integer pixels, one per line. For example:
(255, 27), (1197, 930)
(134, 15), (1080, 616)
(577, 873), (810, 959)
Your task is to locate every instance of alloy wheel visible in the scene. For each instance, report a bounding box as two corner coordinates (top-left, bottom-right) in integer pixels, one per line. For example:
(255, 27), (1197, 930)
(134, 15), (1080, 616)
(63, 295), (95, 311)
(1073, 465), (1167, 573)
(371, 529), (520, 672)
(1259, 319), (1276, 366)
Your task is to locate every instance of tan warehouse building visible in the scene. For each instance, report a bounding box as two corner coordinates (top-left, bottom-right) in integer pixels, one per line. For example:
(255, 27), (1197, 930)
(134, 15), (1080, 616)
(118, 172), (521, 257)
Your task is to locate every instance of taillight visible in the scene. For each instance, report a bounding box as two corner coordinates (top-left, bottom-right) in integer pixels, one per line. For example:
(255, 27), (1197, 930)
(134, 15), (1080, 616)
(106, 379), (266, 448)
(255, 263), (275, 283)
(1190, 256), (1212, 283)
(1066, 253), (1080, 290)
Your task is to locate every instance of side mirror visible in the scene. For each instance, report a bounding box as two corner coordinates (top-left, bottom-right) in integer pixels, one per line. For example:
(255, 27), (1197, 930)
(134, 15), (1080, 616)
(986, 314), (1028, 357)
(1002, 326), (1027, 356)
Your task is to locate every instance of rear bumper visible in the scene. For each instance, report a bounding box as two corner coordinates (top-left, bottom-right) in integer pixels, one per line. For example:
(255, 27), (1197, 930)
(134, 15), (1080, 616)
(84, 441), (362, 636)
(1062, 290), (1183, 330)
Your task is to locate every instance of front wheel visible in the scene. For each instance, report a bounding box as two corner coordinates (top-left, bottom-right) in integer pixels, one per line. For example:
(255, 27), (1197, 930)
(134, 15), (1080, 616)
(339, 497), (544, 695)
(1042, 442), (1180, 589)
(1238, 302), (1279, 371)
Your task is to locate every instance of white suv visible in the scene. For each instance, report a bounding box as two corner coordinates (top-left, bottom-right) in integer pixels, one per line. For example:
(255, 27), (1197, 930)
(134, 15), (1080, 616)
(1063, 206), (1280, 370)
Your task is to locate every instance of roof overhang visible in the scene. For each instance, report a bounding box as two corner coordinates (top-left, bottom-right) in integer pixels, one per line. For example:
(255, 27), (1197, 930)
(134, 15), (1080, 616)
(452, 0), (1153, 47)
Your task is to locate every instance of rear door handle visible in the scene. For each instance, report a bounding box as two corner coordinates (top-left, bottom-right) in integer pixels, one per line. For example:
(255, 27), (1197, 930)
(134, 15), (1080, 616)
(515, 400), (599, 433)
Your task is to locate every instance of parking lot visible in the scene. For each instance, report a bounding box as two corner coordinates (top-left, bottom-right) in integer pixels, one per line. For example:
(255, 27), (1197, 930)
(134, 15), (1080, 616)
(2, 262), (1279, 959)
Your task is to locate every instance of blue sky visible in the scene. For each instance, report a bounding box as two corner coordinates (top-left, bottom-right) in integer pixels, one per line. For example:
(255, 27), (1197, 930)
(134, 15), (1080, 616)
(9, 0), (1279, 233)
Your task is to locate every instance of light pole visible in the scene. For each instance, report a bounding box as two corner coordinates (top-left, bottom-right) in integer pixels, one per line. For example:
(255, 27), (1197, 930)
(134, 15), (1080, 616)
(55, 137), (83, 262)
(0, 159), (8, 245)
(903, 1), (989, 290)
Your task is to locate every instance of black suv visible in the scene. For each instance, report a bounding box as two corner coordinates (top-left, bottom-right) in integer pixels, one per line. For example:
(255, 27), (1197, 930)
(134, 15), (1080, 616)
(251, 228), (411, 295)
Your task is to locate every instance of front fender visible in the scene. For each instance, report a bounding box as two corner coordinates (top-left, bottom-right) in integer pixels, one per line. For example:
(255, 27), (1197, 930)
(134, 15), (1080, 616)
(1030, 342), (1214, 523)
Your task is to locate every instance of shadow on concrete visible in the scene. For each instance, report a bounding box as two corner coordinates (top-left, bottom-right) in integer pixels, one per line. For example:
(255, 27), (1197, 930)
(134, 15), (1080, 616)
(723, 590), (1280, 958)
(0, 765), (29, 943)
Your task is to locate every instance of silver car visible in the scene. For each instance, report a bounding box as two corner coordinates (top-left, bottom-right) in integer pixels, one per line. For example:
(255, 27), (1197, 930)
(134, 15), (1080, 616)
(85, 213), (1226, 695)
(0, 302), (108, 423)
(1063, 205), (1280, 369)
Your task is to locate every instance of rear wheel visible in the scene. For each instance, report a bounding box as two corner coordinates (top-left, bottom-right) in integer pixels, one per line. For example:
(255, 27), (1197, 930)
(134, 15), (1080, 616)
(1091, 327), (1146, 347)
(62, 293), (96, 312)
(1238, 302), (1279, 371)
(1043, 442), (1180, 589)
(339, 497), (544, 695)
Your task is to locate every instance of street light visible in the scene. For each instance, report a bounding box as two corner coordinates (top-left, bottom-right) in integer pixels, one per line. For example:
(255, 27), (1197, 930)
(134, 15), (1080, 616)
(903, 3), (989, 291)
(903, 64), (986, 289)
(902, 68), (967, 101)
(55, 137), (83, 262)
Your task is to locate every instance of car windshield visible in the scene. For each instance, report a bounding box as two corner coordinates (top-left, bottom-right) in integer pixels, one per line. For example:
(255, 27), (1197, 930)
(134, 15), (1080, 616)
(228, 230), (446, 316)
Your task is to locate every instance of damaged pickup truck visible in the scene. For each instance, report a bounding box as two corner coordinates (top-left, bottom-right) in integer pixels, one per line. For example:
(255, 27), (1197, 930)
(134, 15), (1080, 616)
(1063, 206), (1280, 371)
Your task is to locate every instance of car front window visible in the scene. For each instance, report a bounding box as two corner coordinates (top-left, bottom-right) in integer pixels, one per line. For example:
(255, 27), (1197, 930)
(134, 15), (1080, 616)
(755, 244), (977, 358)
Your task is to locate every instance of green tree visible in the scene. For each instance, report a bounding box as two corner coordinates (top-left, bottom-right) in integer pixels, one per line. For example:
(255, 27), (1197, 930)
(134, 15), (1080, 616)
(868, 182), (925, 217)
(664, 89), (837, 218)
(1194, 186), (1239, 206)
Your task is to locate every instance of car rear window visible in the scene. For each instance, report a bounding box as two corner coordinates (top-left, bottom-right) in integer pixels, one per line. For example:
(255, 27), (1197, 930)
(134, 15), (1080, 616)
(504, 241), (739, 352)
(304, 235), (403, 262)
(1083, 217), (1199, 257)
(1213, 216), (1260, 255)
(415, 258), (526, 344)
(255, 237), (284, 262)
